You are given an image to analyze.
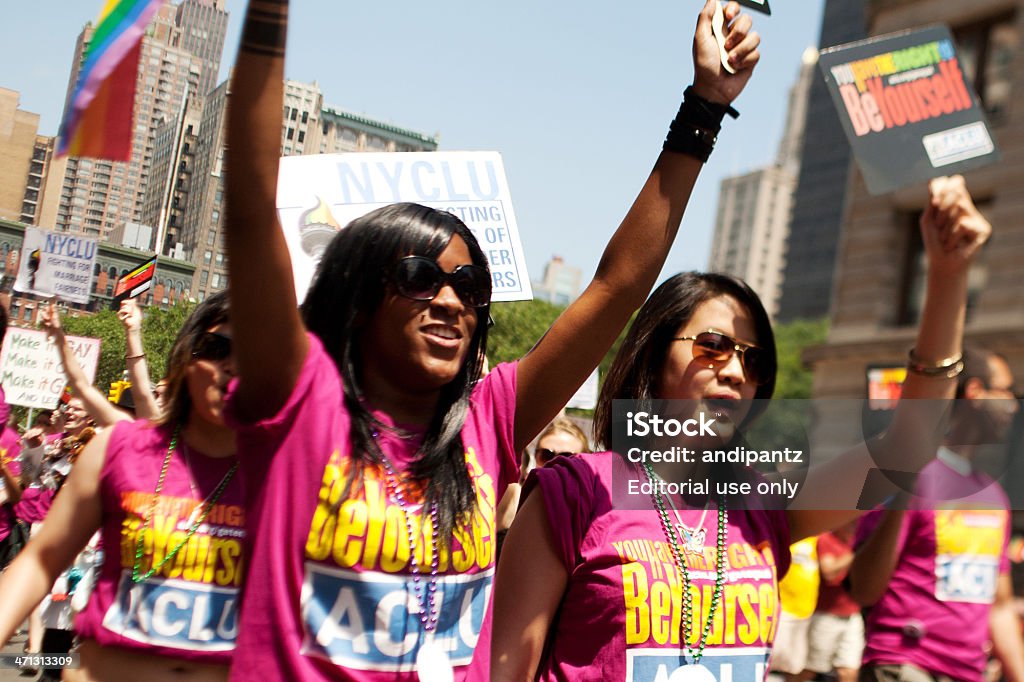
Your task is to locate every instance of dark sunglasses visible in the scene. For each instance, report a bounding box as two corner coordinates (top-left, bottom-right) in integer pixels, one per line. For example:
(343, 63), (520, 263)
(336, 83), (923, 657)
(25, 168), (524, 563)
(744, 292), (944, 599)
(392, 256), (491, 309)
(192, 332), (232, 362)
(535, 447), (577, 464)
(675, 329), (770, 385)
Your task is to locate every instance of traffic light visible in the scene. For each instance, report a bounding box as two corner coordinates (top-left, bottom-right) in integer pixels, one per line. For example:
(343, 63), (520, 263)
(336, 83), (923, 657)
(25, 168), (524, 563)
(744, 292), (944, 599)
(107, 380), (131, 404)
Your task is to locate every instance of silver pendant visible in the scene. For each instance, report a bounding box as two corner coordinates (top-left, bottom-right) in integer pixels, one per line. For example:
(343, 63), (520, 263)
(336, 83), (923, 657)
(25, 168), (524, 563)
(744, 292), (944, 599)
(677, 523), (707, 554)
(670, 663), (716, 682)
(416, 639), (453, 682)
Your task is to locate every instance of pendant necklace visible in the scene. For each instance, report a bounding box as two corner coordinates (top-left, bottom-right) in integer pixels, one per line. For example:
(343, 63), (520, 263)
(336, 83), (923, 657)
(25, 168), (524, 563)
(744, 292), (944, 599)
(131, 425), (239, 584)
(377, 448), (453, 682)
(642, 461), (727, 676)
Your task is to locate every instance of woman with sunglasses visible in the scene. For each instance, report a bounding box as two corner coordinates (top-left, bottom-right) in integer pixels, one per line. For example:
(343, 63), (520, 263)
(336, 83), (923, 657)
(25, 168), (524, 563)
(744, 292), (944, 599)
(492, 175), (991, 680)
(0, 292), (244, 681)
(224, 0), (760, 679)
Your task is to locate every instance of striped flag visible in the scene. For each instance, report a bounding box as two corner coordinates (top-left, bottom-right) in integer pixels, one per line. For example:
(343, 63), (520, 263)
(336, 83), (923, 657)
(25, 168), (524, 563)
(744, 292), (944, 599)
(112, 254), (158, 307)
(57, 0), (165, 161)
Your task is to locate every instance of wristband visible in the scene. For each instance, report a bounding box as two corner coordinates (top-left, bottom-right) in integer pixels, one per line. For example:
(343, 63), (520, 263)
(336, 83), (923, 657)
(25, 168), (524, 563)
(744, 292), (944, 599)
(662, 86), (740, 161)
(125, 353), (146, 360)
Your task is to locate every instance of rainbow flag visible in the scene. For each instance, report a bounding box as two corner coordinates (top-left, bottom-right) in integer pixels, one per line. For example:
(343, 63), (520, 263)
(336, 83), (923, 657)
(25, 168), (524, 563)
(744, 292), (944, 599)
(57, 0), (165, 161)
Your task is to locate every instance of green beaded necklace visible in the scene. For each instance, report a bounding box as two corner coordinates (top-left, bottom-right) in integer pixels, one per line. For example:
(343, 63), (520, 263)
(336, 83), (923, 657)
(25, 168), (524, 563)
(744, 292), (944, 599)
(642, 461), (728, 665)
(131, 425), (239, 584)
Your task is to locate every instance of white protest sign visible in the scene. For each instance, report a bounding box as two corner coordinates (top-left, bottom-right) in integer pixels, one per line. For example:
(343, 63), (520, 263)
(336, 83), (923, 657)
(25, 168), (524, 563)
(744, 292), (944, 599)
(277, 151), (533, 303)
(13, 227), (98, 304)
(566, 368), (599, 411)
(0, 328), (101, 409)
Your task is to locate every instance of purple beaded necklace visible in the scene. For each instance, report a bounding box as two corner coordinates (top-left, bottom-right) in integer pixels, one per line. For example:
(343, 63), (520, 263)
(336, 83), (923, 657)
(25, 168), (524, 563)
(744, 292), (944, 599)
(373, 431), (453, 681)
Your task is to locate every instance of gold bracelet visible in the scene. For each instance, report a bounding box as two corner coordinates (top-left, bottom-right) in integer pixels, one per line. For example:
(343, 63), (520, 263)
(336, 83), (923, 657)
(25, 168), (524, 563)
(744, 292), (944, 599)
(907, 348), (964, 378)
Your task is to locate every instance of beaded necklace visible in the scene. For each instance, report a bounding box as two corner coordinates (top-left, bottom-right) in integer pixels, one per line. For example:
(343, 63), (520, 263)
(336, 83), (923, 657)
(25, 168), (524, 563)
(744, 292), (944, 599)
(642, 461), (728, 666)
(131, 426), (239, 584)
(376, 451), (453, 682)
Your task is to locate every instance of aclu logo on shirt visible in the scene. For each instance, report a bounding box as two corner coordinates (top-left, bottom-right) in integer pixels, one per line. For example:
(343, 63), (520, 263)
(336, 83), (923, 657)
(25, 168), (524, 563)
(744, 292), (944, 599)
(626, 647), (770, 682)
(102, 572), (238, 651)
(300, 562), (492, 670)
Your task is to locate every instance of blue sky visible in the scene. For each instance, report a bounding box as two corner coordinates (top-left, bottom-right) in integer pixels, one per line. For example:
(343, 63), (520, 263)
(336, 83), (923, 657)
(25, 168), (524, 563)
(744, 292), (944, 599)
(0, 0), (825, 285)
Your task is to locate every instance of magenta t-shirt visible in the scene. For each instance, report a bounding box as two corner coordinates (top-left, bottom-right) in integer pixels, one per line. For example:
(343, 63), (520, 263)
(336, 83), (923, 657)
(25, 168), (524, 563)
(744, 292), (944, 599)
(855, 456), (1011, 681)
(74, 419), (246, 664)
(226, 334), (518, 682)
(524, 452), (791, 682)
(0, 427), (22, 542)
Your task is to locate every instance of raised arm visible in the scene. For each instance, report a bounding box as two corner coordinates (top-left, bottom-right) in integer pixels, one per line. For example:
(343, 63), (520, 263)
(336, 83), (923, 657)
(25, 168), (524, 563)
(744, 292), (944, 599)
(787, 175), (990, 540)
(513, 0), (760, 450)
(0, 427), (107, 646)
(40, 301), (130, 428)
(225, 0), (308, 422)
(118, 299), (160, 420)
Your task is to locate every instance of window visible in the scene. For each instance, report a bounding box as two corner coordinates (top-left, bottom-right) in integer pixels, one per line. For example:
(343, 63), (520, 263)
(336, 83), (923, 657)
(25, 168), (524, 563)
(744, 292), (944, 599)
(955, 12), (1018, 123)
(203, 250), (212, 264)
(897, 204), (989, 325)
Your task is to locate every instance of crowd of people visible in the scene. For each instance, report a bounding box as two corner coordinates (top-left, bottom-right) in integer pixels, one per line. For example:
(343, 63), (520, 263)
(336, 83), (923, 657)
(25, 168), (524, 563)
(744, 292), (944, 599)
(0, 1), (1020, 680)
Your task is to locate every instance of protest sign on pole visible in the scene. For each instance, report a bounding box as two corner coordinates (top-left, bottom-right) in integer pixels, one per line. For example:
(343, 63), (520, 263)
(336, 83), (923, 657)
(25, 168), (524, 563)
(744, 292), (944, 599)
(13, 228), (98, 304)
(819, 25), (1000, 195)
(276, 151), (533, 303)
(0, 328), (102, 410)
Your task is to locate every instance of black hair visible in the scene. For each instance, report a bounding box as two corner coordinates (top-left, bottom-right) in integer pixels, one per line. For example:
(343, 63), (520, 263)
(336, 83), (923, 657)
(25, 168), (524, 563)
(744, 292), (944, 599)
(301, 203), (490, 547)
(594, 272), (777, 449)
(956, 347), (1004, 399)
(157, 291), (231, 429)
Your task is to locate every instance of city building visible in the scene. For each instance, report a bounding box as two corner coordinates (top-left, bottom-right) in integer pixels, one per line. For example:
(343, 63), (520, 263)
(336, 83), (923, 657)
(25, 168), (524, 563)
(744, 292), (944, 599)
(532, 256), (582, 306)
(0, 89), (43, 224)
(39, 1), (227, 240)
(140, 95), (203, 253)
(805, 0), (1024, 446)
(183, 79), (440, 301)
(0, 218), (195, 321)
(707, 49), (816, 318)
(174, 0), (229, 100)
(777, 0), (868, 322)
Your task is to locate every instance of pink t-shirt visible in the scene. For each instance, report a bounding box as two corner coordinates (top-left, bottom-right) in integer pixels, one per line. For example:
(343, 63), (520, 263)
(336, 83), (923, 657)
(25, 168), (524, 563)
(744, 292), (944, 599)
(855, 455), (1011, 681)
(75, 419), (246, 665)
(226, 334), (518, 682)
(524, 452), (791, 682)
(0, 427), (22, 543)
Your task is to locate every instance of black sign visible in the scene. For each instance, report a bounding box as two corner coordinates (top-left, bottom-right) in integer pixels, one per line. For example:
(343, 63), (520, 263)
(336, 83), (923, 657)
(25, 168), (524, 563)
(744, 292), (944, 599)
(819, 25), (999, 195)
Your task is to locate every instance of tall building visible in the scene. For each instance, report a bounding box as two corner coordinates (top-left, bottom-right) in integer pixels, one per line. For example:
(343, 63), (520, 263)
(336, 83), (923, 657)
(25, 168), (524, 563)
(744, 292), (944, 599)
(0, 89), (42, 223)
(805, 0), (1024, 446)
(174, 0), (229, 99)
(776, 0), (868, 322)
(40, 1), (227, 240)
(532, 256), (582, 306)
(183, 79), (440, 301)
(707, 50), (816, 318)
(140, 95), (203, 253)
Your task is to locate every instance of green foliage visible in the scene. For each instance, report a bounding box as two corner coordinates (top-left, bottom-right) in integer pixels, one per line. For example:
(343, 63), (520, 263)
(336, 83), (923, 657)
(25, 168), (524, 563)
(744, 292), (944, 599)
(745, 317), (829, 452)
(771, 317), (829, 399)
(60, 301), (199, 396)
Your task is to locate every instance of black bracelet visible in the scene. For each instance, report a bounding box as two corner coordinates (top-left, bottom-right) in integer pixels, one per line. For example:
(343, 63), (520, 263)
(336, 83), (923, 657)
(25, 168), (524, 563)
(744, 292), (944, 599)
(663, 86), (740, 161)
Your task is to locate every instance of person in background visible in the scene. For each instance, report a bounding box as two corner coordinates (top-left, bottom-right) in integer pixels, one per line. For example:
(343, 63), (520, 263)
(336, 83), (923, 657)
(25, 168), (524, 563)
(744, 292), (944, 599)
(805, 521), (862, 682)
(850, 347), (1024, 682)
(117, 298), (161, 420)
(771, 536), (820, 682)
(496, 416), (592, 552)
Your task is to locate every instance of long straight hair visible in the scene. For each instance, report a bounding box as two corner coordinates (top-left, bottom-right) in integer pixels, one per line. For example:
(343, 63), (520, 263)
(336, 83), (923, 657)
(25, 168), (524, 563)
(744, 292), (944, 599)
(594, 272), (777, 450)
(301, 203), (490, 547)
(158, 292), (231, 429)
